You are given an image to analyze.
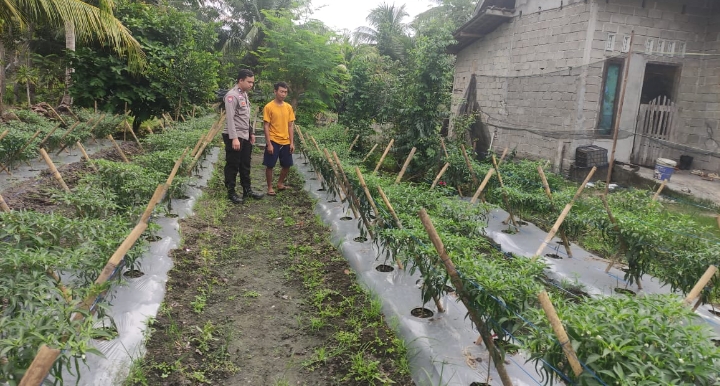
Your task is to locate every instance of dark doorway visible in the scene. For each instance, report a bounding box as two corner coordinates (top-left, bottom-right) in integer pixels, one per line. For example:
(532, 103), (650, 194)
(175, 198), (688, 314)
(640, 63), (680, 104)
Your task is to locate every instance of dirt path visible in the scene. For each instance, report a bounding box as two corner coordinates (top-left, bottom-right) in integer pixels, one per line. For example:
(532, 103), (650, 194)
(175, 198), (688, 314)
(129, 149), (413, 385)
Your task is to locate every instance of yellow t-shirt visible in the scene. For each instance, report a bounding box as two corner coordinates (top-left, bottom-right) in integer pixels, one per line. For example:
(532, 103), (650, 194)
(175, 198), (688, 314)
(263, 101), (295, 145)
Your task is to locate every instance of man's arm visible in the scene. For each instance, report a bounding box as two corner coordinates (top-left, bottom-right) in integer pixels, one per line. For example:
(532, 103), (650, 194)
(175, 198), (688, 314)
(264, 120), (273, 154)
(288, 121), (295, 153)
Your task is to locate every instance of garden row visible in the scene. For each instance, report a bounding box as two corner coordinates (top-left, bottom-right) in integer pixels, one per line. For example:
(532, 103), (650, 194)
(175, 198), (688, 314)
(298, 124), (720, 385)
(0, 110), (220, 385)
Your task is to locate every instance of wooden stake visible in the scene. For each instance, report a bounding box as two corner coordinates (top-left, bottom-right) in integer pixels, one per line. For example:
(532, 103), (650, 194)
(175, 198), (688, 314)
(533, 167), (596, 259)
(498, 147), (509, 164)
(600, 195), (633, 285)
(124, 121), (144, 152)
(46, 105), (66, 126)
(374, 139), (394, 174)
(333, 151), (373, 238)
(0, 129), (8, 142)
(348, 134), (360, 152)
(492, 155), (519, 229)
(192, 105), (196, 118)
(605, 31), (635, 195)
(18, 345), (62, 386)
(0, 194), (10, 212)
(395, 147), (416, 184)
(430, 163), (450, 189)
(369, 187), (406, 273)
(38, 122), (62, 147)
(418, 209), (513, 385)
(538, 166), (573, 258)
(309, 136), (322, 154)
(537, 291), (583, 377)
(107, 135), (130, 163)
(461, 144), (480, 186)
(76, 142), (97, 172)
(355, 167), (381, 221)
(362, 143), (378, 162)
(39, 148), (70, 193)
(190, 132), (206, 158)
(166, 147), (190, 188)
(54, 122), (82, 155)
(440, 137), (449, 158)
(141, 184), (168, 223)
(683, 265), (718, 306)
(651, 179), (667, 202)
(470, 169), (496, 204)
(322, 148), (349, 204)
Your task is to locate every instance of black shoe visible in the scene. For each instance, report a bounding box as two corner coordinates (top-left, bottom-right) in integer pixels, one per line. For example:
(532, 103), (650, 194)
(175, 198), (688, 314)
(228, 192), (244, 204)
(243, 188), (264, 200)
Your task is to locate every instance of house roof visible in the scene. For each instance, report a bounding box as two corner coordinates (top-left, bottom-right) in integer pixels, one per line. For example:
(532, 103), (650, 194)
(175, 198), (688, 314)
(449, 0), (515, 54)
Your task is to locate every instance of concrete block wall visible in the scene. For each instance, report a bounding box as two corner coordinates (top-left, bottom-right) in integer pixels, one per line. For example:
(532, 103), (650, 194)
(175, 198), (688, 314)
(453, 0), (720, 173)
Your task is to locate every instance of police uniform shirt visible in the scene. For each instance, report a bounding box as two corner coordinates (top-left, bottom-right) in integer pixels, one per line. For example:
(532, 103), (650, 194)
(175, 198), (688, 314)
(223, 86), (251, 141)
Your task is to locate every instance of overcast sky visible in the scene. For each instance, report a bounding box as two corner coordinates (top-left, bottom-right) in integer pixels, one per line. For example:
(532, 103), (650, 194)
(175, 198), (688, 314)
(309, 0), (436, 34)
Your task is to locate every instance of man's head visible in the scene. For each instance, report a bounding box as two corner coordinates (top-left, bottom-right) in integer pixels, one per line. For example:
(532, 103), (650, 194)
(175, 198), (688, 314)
(273, 82), (289, 103)
(237, 69), (255, 92)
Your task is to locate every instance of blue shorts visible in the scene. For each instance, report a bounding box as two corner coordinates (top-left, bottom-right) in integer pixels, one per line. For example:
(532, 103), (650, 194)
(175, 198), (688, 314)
(263, 141), (294, 168)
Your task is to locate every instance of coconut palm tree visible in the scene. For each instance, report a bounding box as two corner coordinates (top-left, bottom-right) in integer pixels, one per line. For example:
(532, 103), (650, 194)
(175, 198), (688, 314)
(0, 0), (144, 110)
(353, 2), (410, 61)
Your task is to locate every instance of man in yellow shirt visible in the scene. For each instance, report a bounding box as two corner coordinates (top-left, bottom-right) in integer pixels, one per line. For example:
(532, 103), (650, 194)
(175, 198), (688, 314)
(262, 82), (296, 196)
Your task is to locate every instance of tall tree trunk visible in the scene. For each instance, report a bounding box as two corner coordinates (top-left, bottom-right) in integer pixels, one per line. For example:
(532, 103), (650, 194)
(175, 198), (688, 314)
(61, 22), (75, 106)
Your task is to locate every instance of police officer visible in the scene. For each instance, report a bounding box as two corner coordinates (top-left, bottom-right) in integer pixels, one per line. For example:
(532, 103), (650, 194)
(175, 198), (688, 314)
(222, 69), (264, 204)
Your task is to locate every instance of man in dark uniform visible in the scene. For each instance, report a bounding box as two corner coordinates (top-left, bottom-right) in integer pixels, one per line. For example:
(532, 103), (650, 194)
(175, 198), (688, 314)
(222, 69), (264, 204)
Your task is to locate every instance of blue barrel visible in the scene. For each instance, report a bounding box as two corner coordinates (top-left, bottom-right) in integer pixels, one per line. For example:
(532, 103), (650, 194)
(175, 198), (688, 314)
(654, 158), (676, 181)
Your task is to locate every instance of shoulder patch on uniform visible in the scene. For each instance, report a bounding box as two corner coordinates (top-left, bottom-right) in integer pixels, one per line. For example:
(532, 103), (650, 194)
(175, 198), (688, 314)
(240, 101), (246, 107)
(227, 96), (234, 102)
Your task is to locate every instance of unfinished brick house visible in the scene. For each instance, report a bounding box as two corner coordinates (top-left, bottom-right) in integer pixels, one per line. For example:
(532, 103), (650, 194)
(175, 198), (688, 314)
(450, 0), (720, 174)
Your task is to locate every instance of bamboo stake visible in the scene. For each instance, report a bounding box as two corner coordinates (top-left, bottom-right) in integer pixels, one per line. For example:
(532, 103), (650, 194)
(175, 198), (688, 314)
(492, 155), (519, 229)
(395, 147), (416, 184)
(37, 122), (62, 147)
(18, 346), (62, 386)
(470, 169), (496, 204)
(461, 144), (479, 186)
(374, 139), (394, 174)
(334, 151), (373, 238)
(600, 194), (635, 288)
(309, 136), (322, 154)
(0, 129), (8, 142)
(76, 142), (97, 172)
(107, 135), (130, 163)
(46, 105), (66, 126)
(370, 187), (406, 274)
(362, 143), (378, 162)
(498, 147), (509, 164)
(190, 131), (206, 158)
(537, 291), (583, 377)
(651, 179), (668, 202)
(124, 121), (144, 152)
(322, 148), (349, 204)
(166, 147), (190, 188)
(430, 163), (450, 189)
(418, 209), (513, 385)
(141, 184), (168, 223)
(348, 134), (360, 152)
(717, 215), (720, 231)
(188, 117), (224, 172)
(192, 105), (196, 118)
(533, 167), (596, 259)
(355, 167), (381, 221)
(683, 265), (718, 306)
(605, 31), (635, 195)
(18, 129), (43, 156)
(0, 194), (10, 212)
(440, 137), (449, 158)
(65, 106), (79, 121)
(538, 166), (573, 258)
(39, 148), (70, 193)
(53, 122), (82, 155)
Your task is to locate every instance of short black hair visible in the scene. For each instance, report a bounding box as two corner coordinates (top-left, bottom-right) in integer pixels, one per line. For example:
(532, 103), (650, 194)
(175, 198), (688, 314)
(274, 81), (289, 91)
(237, 69), (254, 81)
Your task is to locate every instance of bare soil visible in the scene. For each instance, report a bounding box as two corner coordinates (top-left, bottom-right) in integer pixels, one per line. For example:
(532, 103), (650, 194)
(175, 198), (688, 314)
(131, 150), (413, 385)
